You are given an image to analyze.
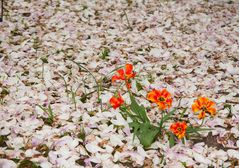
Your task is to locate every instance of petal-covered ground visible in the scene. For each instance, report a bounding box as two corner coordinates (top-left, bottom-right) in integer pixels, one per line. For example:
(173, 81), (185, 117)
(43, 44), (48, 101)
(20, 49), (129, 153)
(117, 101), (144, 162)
(0, 0), (239, 167)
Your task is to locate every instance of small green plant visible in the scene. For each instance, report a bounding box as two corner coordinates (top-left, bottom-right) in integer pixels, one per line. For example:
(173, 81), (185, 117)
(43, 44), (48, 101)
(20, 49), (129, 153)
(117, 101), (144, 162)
(223, 103), (232, 117)
(77, 127), (86, 141)
(37, 104), (54, 126)
(109, 64), (216, 148)
(100, 48), (110, 60)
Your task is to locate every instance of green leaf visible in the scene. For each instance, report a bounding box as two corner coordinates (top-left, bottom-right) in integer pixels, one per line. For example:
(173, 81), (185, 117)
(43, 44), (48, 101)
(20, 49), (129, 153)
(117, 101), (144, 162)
(181, 162), (187, 167)
(136, 81), (143, 91)
(186, 126), (213, 134)
(129, 94), (150, 123)
(223, 104), (232, 117)
(169, 133), (175, 148)
(100, 48), (110, 60)
(42, 117), (53, 126)
(158, 109), (175, 130)
(37, 105), (54, 126)
(180, 108), (188, 118)
(129, 121), (140, 141)
(47, 105), (54, 119)
(40, 57), (48, 63)
(182, 137), (185, 144)
(77, 128), (86, 141)
(138, 123), (160, 147)
(129, 122), (160, 148)
(162, 109), (175, 122)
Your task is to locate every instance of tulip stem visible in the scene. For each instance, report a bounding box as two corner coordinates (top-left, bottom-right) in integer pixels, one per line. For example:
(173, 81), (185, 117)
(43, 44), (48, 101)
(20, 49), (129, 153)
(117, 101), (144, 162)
(199, 118), (205, 127)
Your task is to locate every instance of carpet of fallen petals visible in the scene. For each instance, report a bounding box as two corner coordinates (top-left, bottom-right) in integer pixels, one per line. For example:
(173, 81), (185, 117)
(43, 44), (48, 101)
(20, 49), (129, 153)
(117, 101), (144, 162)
(0, 0), (239, 167)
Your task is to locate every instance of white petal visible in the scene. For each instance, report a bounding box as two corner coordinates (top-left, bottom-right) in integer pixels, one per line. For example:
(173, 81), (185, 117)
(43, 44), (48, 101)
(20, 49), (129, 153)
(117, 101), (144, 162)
(0, 159), (17, 168)
(227, 149), (239, 159)
(85, 143), (104, 153)
(193, 152), (211, 165)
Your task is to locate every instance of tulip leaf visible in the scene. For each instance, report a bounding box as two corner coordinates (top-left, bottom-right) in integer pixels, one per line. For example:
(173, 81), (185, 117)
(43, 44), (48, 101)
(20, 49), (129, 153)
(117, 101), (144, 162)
(159, 109), (175, 131)
(129, 94), (150, 123)
(162, 109), (175, 122)
(129, 121), (140, 141)
(129, 122), (160, 148)
(186, 126), (213, 134)
(136, 81), (143, 91)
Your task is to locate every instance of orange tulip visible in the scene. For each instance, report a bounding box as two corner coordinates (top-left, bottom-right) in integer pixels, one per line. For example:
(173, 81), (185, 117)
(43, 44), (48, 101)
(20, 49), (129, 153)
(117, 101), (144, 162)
(112, 64), (136, 88)
(192, 97), (216, 119)
(109, 92), (124, 109)
(147, 89), (172, 110)
(170, 121), (187, 139)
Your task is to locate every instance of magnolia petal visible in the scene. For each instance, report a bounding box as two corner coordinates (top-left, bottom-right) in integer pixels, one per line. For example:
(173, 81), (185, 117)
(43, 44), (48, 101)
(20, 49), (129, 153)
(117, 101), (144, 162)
(0, 159), (17, 168)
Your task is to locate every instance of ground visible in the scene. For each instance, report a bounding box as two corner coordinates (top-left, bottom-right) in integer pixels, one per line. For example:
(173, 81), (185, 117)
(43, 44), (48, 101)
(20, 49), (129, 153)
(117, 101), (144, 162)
(0, 0), (239, 168)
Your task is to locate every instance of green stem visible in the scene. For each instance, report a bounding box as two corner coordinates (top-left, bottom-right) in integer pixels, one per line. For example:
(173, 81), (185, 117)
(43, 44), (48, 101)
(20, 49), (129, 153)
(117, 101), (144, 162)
(58, 73), (69, 97)
(121, 105), (141, 122)
(199, 118), (205, 127)
(114, 82), (125, 95)
(123, 10), (133, 31)
(72, 60), (102, 110)
(104, 65), (124, 79)
(159, 112), (164, 132)
(180, 107), (188, 118)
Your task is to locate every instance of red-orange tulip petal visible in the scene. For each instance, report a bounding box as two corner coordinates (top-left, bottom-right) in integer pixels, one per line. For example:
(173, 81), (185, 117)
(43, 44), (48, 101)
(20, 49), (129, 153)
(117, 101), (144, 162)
(192, 101), (200, 112)
(157, 101), (166, 110)
(116, 69), (125, 79)
(198, 111), (206, 119)
(147, 89), (172, 110)
(170, 122), (187, 139)
(125, 64), (133, 75)
(112, 75), (121, 83)
(192, 97), (216, 119)
(208, 107), (216, 116)
(109, 93), (124, 109)
(206, 101), (215, 109)
(111, 64), (136, 86)
(147, 90), (158, 103)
